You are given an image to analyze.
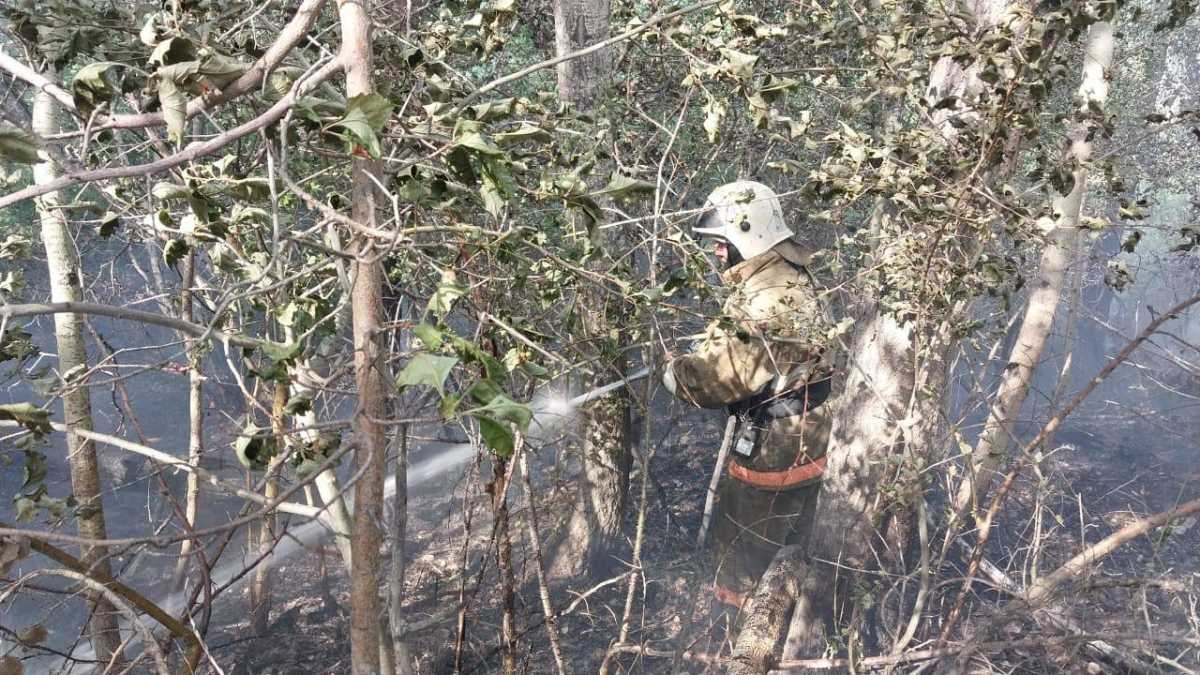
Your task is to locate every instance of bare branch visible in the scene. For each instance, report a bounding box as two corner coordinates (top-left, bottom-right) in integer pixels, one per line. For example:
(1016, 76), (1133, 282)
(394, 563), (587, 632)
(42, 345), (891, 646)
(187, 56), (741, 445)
(0, 0), (331, 136)
(1025, 496), (1200, 604)
(0, 302), (261, 349)
(0, 50), (77, 112)
(0, 58), (342, 210)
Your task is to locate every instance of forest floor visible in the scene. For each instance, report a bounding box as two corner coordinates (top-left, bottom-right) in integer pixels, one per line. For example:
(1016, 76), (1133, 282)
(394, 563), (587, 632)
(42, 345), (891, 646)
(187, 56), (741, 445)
(204, 396), (1199, 674)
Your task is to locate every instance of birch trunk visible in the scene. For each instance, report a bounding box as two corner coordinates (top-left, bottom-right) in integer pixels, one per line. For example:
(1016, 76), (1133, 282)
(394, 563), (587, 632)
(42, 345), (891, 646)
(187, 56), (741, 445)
(952, 21), (1115, 516)
(31, 85), (124, 665)
(338, 2), (393, 671)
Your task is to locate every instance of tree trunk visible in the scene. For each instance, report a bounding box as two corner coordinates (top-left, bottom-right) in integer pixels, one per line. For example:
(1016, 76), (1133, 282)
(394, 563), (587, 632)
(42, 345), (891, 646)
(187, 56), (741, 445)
(493, 458), (519, 674)
(173, 248), (205, 591)
(31, 84), (124, 666)
(728, 545), (806, 675)
(549, 0), (629, 579)
(553, 0), (612, 108)
(338, 2), (392, 672)
(389, 424), (416, 675)
(783, 309), (924, 654)
(249, 381), (288, 633)
(952, 20), (1115, 518)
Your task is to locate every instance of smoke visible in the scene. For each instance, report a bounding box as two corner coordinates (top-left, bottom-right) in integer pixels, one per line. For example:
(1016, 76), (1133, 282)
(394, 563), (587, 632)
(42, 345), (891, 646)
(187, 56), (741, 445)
(46, 370), (652, 673)
(50, 445), (479, 675)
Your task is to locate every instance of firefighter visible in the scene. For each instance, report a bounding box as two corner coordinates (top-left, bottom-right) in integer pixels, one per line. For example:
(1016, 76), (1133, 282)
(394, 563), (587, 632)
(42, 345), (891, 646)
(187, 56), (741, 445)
(663, 181), (835, 608)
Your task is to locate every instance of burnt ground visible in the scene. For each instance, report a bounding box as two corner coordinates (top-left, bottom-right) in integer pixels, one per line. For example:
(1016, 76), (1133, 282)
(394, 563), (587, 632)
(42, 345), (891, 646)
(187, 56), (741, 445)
(204, 394), (1198, 675)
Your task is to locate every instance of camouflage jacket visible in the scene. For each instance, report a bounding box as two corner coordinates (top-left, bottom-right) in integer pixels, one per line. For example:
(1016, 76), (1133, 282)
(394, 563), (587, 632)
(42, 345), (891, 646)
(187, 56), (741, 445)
(664, 247), (834, 486)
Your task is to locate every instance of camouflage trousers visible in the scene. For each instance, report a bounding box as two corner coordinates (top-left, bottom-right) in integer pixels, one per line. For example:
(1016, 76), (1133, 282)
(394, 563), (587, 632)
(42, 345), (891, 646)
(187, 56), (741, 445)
(710, 473), (821, 605)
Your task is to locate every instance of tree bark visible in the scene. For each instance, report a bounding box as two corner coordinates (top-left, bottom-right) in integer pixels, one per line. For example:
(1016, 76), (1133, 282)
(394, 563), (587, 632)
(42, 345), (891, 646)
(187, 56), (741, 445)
(493, 458), (519, 674)
(31, 82), (124, 666)
(338, 2), (392, 673)
(389, 424), (416, 675)
(729, 545), (806, 675)
(173, 248), (206, 592)
(952, 20), (1115, 518)
(549, 0), (629, 579)
(554, 0), (612, 108)
(250, 380), (288, 634)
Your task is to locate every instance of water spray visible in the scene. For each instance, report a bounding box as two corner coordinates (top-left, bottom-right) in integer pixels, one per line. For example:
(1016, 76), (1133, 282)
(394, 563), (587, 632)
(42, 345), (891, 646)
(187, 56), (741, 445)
(51, 368), (655, 673)
(526, 367), (653, 440)
(565, 366), (651, 408)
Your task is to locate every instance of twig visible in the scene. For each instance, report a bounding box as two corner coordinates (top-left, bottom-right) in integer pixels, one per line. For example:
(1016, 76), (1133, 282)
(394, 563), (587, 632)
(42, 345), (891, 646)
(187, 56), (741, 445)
(34, 0), (328, 136)
(21, 569), (171, 674)
(0, 58), (341, 209)
(0, 302), (260, 348)
(0, 420), (321, 519)
(941, 291), (1200, 643)
(1025, 495), (1200, 604)
(456, 0), (720, 111)
(518, 436), (572, 675)
(11, 531), (204, 672)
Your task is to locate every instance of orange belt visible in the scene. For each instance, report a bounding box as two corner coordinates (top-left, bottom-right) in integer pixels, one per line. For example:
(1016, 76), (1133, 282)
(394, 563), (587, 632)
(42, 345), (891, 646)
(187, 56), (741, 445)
(728, 455), (826, 489)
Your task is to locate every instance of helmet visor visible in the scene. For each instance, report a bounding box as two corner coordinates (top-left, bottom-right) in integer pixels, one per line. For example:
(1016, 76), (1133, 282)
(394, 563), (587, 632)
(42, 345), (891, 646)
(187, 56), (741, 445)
(692, 207), (724, 240)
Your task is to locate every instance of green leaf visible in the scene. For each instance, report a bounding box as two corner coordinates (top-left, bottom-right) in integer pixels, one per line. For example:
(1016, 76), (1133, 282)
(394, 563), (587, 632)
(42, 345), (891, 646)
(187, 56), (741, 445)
(453, 119), (504, 156)
(157, 76), (188, 144)
(591, 173), (655, 202)
(196, 53), (246, 90)
(21, 449), (47, 492)
(479, 156), (513, 218)
(467, 378), (503, 405)
(439, 394), (462, 419)
(152, 182), (192, 201)
(234, 423), (276, 470)
(264, 66), (306, 102)
(450, 336), (506, 380)
(198, 177), (273, 202)
(473, 395), (532, 432)
(98, 212), (120, 237)
(293, 458), (322, 478)
(520, 361), (550, 379)
(148, 37), (198, 66)
(703, 98), (726, 144)
(395, 354), (459, 396)
(0, 125), (40, 164)
(427, 270), (468, 318)
(275, 302), (302, 328)
(1120, 230), (1142, 253)
(719, 48), (758, 80)
(0, 403), (51, 436)
(333, 93), (394, 159)
(14, 497), (37, 524)
(71, 62), (120, 117)
(475, 415), (515, 457)
(162, 239), (188, 270)
(0, 537), (31, 577)
(283, 392), (313, 416)
(260, 341), (302, 363)
(413, 324), (444, 350)
(494, 122), (551, 146)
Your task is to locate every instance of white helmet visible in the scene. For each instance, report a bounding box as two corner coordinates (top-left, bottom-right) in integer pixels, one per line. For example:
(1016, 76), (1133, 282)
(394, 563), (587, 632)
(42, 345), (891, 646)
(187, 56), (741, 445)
(693, 181), (793, 261)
